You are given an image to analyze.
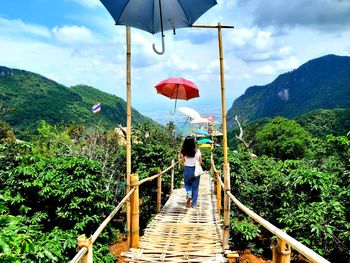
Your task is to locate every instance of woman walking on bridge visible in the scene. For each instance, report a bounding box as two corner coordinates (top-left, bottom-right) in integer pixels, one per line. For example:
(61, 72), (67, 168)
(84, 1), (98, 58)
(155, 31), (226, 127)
(181, 136), (202, 208)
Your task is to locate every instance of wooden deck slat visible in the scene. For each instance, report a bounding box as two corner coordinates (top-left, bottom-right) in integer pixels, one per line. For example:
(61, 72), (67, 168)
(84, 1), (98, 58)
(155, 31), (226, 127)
(123, 173), (226, 262)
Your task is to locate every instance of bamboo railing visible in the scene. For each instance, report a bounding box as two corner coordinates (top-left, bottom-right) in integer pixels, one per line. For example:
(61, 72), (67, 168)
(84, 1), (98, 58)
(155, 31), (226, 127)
(211, 158), (330, 263)
(70, 160), (177, 263)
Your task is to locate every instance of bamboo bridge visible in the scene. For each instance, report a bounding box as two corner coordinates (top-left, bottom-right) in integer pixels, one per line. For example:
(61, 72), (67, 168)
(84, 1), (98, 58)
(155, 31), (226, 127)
(70, 158), (330, 263)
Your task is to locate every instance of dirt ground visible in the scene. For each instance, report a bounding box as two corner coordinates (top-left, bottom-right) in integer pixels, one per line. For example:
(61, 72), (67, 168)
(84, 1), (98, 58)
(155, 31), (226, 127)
(109, 234), (128, 263)
(239, 250), (272, 263)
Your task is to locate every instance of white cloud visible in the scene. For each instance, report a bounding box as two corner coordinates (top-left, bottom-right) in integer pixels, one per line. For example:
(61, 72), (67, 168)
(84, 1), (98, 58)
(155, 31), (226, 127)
(255, 65), (276, 75)
(0, 17), (50, 38)
(254, 31), (273, 50)
(70, 0), (101, 8)
(254, 56), (300, 76)
(216, 0), (237, 10)
(205, 60), (230, 74)
(276, 56), (300, 71)
(52, 26), (97, 45)
(249, 0), (350, 31)
(166, 54), (199, 71)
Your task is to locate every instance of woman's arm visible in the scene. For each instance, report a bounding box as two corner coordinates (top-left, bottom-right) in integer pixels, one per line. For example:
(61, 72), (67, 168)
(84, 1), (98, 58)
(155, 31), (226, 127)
(199, 156), (203, 165)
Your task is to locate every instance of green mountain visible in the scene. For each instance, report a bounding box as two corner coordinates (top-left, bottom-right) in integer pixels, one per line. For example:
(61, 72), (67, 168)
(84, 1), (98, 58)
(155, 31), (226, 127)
(0, 66), (152, 138)
(227, 54), (350, 125)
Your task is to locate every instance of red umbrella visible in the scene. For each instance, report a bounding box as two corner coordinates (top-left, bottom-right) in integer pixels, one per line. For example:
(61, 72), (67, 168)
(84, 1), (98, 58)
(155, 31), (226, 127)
(155, 77), (199, 113)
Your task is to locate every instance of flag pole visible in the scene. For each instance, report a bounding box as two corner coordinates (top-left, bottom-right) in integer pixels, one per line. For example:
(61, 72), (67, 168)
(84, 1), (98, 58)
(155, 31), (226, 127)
(126, 26), (132, 249)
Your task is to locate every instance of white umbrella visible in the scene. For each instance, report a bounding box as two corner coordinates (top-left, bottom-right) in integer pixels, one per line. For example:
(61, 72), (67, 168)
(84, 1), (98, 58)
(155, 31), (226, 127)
(190, 117), (211, 124)
(178, 107), (201, 119)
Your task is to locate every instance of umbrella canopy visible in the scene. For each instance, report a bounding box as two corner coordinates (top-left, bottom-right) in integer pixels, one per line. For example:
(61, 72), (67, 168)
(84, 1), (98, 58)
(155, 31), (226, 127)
(211, 130), (223, 136)
(100, 0), (217, 54)
(155, 77), (199, 100)
(178, 107), (200, 120)
(100, 0), (217, 34)
(203, 116), (214, 122)
(199, 143), (212, 148)
(194, 129), (209, 136)
(190, 117), (211, 124)
(197, 138), (213, 144)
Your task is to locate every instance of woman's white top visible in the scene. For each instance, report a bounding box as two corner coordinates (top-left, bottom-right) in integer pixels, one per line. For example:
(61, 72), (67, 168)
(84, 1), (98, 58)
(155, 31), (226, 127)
(184, 149), (201, 167)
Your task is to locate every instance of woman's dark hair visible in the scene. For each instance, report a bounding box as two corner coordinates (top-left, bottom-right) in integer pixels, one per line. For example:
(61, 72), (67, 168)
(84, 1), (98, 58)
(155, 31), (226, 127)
(181, 136), (196, 157)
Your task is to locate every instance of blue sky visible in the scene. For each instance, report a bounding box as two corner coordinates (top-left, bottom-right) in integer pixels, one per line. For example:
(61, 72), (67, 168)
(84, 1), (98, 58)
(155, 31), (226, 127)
(1, 0), (350, 123)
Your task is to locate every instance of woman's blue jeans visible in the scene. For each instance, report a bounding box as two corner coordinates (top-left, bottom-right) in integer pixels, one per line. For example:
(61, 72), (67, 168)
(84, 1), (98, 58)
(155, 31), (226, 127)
(184, 166), (200, 207)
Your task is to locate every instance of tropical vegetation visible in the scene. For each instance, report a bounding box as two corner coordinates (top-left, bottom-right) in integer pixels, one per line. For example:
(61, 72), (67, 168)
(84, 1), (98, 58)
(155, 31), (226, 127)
(0, 121), (182, 262)
(226, 114), (350, 262)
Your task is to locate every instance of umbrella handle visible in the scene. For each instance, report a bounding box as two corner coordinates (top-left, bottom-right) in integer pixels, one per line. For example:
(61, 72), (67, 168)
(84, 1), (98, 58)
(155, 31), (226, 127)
(152, 35), (165, 55)
(153, 0), (165, 55)
(170, 97), (177, 115)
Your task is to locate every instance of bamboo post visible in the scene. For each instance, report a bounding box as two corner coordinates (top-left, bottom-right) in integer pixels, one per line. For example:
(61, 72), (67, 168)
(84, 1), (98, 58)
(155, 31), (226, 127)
(217, 171), (222, 217)
(191, 24), (234, 243)
(77, 235), (93, 263)
(223, 164), (231, 248)
(211, 153), (216, 194)
(225, 253), (239, 263)
(130, 174), (139, 248)
(157, 171), (162, 212)
(217, 22), (231, 249)
(126, 26), (132, 248)
(273, 238), (291, 263)
(171, 160), (174, 195)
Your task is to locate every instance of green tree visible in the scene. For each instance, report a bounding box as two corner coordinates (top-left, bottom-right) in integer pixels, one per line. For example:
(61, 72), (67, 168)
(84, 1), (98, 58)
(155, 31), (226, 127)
(254, 117), (312, 160)
(0, 121), (15, 143)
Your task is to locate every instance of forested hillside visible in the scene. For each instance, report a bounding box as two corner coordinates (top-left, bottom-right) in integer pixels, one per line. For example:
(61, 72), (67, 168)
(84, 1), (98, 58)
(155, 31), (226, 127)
(227, 54), (350, 125)
(0, 66), (152, 139)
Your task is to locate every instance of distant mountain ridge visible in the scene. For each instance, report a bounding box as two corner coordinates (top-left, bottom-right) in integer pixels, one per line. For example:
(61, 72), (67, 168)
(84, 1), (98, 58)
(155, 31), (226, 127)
(227, 54), (350, 125)
(0, 66), (152, 139)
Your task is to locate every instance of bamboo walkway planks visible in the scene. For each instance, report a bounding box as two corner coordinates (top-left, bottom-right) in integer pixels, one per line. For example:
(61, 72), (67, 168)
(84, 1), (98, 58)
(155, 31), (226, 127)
(123, 172), (226, 262)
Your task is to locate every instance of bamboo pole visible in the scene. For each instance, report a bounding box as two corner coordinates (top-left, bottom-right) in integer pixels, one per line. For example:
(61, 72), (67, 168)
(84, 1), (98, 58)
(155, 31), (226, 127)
(223, 164), (230, 248)
(70, 247), (88, 263)
(91, 189), (135, 244)
(138, 163), (176, 186)
(157, 171), (162, 212)
(77, 235), (93, 263)
(217, 171), (222, 217)
(217, 22), (231, 249)
(70, 189), (135, 262)
(126, 26), (132, 248)
(273, 238), (291, 263)
(192, 24), (234, 29)
(130, 174), (139, 248)
(226, 191), (330, 263)
(171, 159), (175, 194)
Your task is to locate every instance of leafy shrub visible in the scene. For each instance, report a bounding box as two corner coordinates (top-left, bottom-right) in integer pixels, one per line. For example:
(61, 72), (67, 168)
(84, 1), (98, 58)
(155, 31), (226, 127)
(228, 133), (350, 261)
(254, 117), (312, 160)
(0, 121), (15, 143)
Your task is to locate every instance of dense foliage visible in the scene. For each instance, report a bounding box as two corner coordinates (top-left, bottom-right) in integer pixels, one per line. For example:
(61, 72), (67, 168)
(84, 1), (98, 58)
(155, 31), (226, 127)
(225, 115), (350, 262)
(296, 108), (350, 137)
(0, 66), (151, 139)
(254, 117), (312, 160)
(227, 54), (350, 124)
(0, 121), (182, 262)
